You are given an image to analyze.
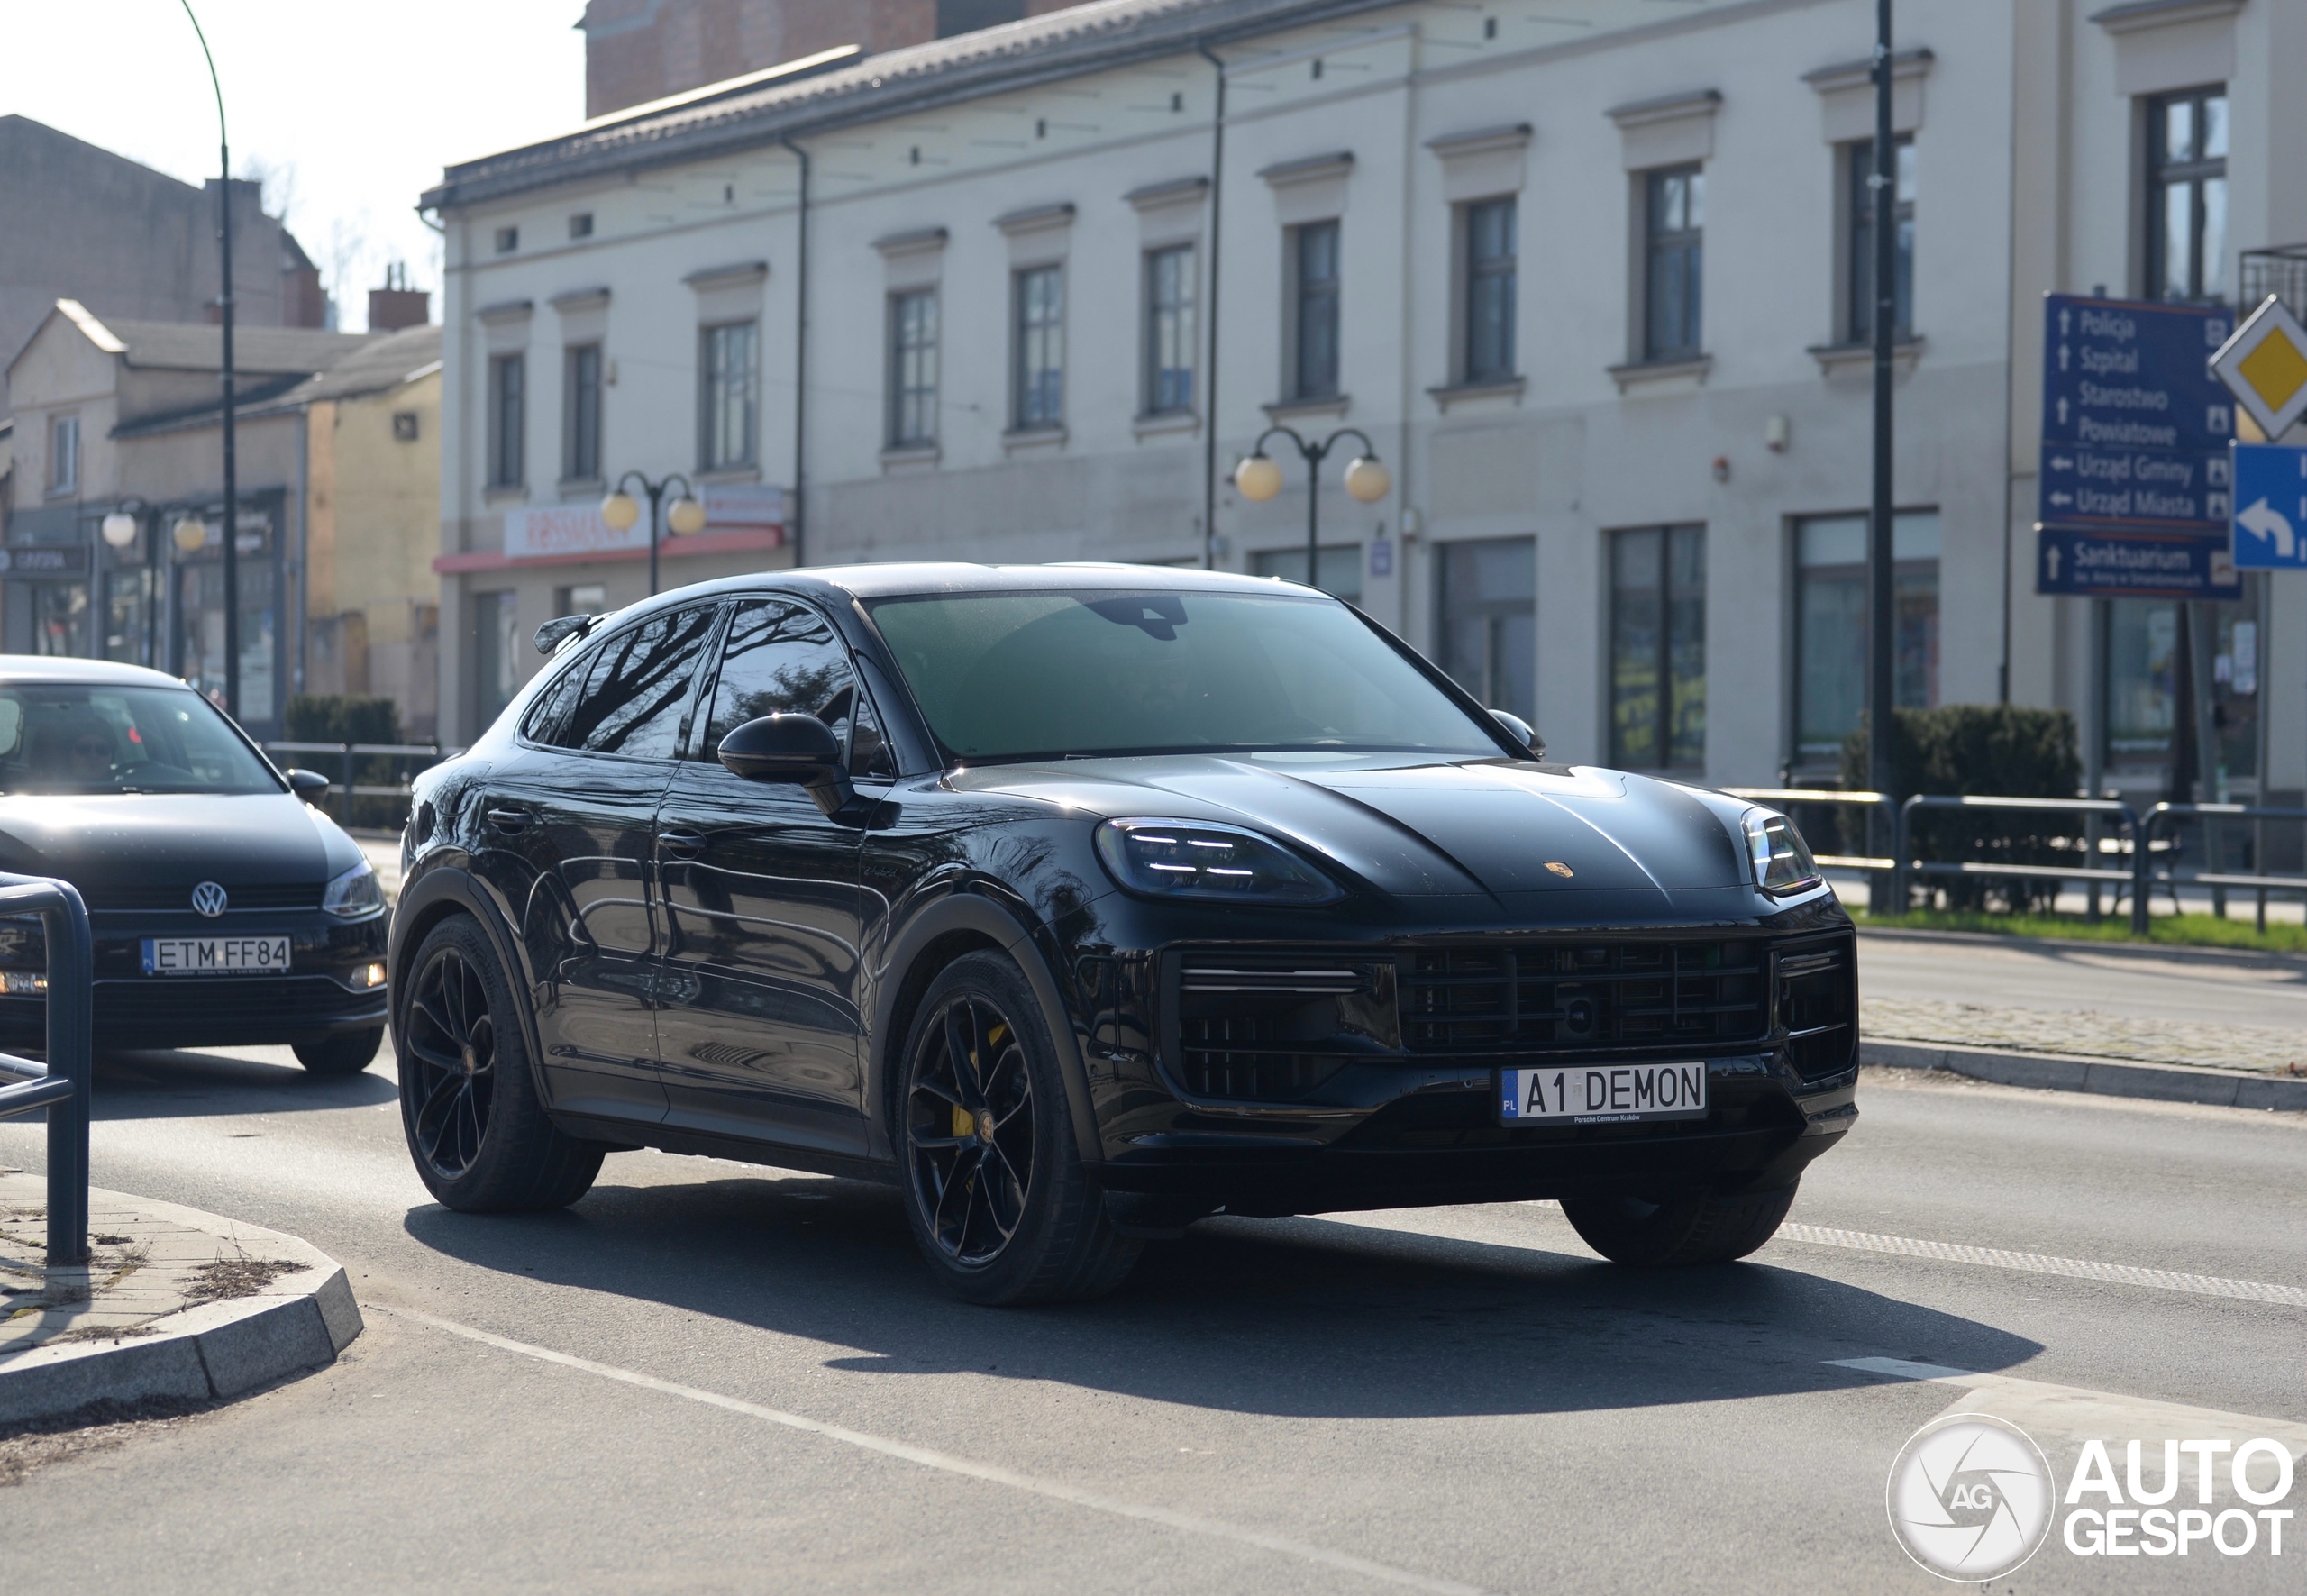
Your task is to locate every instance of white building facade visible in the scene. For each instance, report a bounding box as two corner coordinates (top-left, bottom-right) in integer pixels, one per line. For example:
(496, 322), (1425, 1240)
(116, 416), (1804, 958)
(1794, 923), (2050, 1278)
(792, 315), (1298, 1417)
(424, 0), (2307, 811)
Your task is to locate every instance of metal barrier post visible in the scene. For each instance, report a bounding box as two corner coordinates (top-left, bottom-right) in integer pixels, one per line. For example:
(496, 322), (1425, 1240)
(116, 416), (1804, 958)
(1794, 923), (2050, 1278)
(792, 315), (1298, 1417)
(2132, 810), (2156, 935)
(1890, 794), (1910, 913)
(0, 875), (94, 1265)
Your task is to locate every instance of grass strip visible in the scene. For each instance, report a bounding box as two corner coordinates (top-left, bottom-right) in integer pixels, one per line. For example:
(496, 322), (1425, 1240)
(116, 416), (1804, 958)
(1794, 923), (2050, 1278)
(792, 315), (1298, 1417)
(1850, 907), (2307, 954)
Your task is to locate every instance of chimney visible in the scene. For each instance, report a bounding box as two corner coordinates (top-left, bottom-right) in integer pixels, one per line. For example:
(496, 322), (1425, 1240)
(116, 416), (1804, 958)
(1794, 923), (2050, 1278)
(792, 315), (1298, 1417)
(368, 263), (429, 333)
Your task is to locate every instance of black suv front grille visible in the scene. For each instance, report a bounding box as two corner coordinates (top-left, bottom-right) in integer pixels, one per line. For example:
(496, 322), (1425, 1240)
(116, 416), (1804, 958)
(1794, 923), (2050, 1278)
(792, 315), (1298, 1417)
(1173, 957), (1396, 1100)
(1402, 941), (1770, 1053)
(1778, 936), (1857, 1080)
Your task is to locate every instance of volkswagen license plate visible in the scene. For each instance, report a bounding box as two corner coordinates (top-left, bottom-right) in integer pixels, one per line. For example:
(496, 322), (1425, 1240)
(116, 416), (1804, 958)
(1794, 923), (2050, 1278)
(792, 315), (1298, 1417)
(1498, 1062), (1708, 1126)
(141, 935), (291, 976)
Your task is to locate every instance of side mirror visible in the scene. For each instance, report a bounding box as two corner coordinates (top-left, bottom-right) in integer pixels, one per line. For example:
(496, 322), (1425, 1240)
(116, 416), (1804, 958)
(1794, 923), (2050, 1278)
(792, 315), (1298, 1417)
(718, 714), (855, 816)
(285, 768), (332, 800)
(1489, 710), (1545, 760)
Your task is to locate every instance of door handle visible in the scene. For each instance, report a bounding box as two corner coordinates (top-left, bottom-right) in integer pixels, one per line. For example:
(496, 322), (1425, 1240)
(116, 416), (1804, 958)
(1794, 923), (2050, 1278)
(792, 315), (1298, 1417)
(485, 807), (533, 834)
(659, 829), (707, 857)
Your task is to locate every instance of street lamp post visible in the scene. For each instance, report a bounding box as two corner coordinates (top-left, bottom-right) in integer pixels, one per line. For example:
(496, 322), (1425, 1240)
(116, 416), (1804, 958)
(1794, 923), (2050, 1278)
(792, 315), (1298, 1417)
(1865, 0), (1899, 914)
(1231, 426), (1391, 590)
(179, 2), (238, 719)
(600, 472), (707, 597)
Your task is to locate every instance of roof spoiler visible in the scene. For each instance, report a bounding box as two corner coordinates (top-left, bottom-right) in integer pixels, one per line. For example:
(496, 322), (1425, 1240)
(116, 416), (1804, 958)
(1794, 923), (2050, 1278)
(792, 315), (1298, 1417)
(534, 613), (599, 655)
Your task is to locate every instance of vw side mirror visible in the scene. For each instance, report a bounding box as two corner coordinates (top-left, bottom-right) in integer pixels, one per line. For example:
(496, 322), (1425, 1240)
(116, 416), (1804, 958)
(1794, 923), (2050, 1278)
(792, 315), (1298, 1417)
(1489, 710), (1545, 760)
(718, 714), (856, 816)
(285, 768), (332, 800)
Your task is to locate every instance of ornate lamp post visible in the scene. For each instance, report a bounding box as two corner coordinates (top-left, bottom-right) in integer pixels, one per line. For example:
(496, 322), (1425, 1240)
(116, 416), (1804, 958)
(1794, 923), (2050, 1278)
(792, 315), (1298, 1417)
(1231, 425), (1391, 590)
(600, 471), (707, 597)
(178, 2), (239, 717)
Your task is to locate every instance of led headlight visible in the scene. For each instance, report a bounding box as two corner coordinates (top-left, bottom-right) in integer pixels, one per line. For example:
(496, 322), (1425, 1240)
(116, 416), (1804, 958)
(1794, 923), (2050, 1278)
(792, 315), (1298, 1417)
(1094, 818), (1342, 904)
(322, 860), (388, 920)
(1742, 808), (1821, 897)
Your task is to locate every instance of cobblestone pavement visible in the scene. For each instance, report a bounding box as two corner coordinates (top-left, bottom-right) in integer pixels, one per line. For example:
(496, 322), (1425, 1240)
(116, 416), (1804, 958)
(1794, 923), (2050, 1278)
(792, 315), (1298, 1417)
(1864, 996), (2307, 1075)
(0, 1172), (305, 1361)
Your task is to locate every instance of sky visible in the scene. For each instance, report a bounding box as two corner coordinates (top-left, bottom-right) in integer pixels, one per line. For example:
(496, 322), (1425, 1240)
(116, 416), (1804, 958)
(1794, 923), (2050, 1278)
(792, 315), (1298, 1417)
(1, 0), (588, 330)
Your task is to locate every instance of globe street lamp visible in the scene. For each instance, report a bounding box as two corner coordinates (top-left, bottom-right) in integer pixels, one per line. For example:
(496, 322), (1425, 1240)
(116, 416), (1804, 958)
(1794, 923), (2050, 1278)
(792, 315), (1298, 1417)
(179, 1), (240, 719)
(99, 497), (163, 669)
(600, 471), (707, 597)
(1231, 425), (1391, 590)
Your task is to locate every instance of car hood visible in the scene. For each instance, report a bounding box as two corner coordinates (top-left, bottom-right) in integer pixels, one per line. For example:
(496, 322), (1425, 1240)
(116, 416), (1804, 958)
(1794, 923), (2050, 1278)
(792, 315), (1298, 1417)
(0, 792), (360, 894)
(948, 754), (1751, 900)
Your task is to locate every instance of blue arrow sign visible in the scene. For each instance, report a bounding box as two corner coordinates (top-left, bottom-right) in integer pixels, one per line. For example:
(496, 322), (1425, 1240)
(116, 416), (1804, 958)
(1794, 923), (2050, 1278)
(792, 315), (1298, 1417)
(2229, 442), (2307, 568)
(2041, 295), (2234, 452)
(2040, 445), (2233, 530)
(2037, 524), (2240, 599)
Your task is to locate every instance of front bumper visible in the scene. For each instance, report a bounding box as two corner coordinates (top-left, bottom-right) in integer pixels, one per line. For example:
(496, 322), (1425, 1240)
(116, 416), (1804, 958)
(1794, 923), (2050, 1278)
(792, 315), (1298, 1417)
(0, 909), (390, 1050)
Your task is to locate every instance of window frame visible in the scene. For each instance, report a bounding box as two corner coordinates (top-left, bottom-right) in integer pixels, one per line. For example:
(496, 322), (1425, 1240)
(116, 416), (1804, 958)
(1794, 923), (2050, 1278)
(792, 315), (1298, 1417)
(1288, 219), (1343, 400)
(888, 287), (940, 449)
(1011, 263), (1066, 432)
(1142, 243), (1198, 417)
(1460, 196), (1518, 386)
(486, 353), (525, 490)
(1641, 165), (1706, 363)
(2144, 84), (2229, 303)
(1843, 135), (1916, 345)
(1608, 523), (1708, 771)
(561, 342), (602, 485)
(1788, 511), (1941, 768)
(698, 320), (760, 471)
(46, 413), (78, 496)
(687, 594), (897, 778)
(549, 600), (728, 762)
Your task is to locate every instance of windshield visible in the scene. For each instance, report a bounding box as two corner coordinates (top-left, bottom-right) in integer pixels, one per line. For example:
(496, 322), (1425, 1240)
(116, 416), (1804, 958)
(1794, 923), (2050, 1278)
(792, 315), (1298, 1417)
(866, 588), (1506, 762)
(0, 685), (281, 796)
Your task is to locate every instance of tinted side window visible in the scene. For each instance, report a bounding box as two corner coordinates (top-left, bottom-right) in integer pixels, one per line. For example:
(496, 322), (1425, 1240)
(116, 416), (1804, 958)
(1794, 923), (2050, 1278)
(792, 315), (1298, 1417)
(560, 605), (720, 758)
(704, 601), (866, 762)
(519, 652), (589, 745)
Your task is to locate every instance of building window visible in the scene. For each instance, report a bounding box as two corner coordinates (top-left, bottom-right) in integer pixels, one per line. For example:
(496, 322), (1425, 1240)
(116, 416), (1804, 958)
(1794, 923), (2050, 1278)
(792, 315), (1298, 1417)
(1144, 244), (1197, 415)
(2104, 587), (2259, 777)
(569, 213), (594, 240)
(556, 582), (608, 617)
(889, 289), (939, 448)
(2147, 87), (2228, 302)
(700, 321), (758, 470)
(47, 414), (78, 495)
(392, 411), (420, 442)
(1435, 537), (1535, 720)
(487, 354), (524, 489)
(1290, 220), (1342, 399)
(1463, 197), (1517, 384)
(472, 590), (520, 732)
(1013, 264), (1064, 429)
(1846, 136), (1916, 344)
(1643, 166), (1704, 361)
(1609, 524), (1706, 769)
(562, 343), (602, 483)
(1792, 512), (1939, 766)
(1251, 543), (1362, 602)
(494, 226), (519, 254)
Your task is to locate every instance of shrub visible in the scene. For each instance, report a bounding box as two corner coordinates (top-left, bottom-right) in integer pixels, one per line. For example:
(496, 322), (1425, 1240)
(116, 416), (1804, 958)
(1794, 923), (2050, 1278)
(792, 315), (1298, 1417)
(1839, 705), (2082, 912)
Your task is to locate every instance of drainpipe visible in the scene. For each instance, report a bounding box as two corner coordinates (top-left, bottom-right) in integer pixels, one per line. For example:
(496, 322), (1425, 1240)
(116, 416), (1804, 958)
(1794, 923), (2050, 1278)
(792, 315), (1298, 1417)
(1196, 41), (1227, 570)
(780, 134), (810, 569)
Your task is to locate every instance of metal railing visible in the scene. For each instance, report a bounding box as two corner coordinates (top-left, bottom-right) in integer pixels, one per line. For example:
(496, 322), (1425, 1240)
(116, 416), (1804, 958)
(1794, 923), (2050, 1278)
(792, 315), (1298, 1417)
(2138, 802), (2307, 935)
(265, 741), (460, 828)
(0, 874), (93, 1266)
(1897, 794), (2142, 926)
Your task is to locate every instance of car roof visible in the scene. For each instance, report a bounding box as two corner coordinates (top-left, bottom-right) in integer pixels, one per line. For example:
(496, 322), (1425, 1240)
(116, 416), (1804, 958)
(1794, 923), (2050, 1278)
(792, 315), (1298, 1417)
(0, 657), (197, 689)
(636, 561), (1326, 612)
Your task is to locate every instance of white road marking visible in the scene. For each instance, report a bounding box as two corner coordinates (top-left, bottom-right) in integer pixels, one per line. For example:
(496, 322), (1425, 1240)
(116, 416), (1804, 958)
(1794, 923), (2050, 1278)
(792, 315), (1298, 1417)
(1829, 1356), (2307, 1455)
(371, 1301), (1491, 1596)
(1779, 1223), (2307, 1309)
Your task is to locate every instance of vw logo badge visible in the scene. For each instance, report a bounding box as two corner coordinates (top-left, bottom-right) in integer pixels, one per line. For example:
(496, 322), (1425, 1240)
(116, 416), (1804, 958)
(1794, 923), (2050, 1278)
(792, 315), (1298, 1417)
(190, 881), (229, 918)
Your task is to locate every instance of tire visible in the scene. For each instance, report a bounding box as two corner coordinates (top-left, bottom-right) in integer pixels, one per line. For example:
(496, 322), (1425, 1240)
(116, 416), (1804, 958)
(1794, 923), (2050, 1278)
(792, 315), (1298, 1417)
(896, 950), (1140, 1305)
(293, 1027), (383, 1076)
(1561, 1181), (1799, 1267)
(396, 915), (604, 1212)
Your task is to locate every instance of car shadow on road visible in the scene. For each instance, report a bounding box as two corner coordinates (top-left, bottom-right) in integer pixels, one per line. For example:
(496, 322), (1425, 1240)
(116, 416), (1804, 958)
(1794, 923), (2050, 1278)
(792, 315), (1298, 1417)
(403, 1165), (2040, 1421)
(81, 1049), (397, 1117)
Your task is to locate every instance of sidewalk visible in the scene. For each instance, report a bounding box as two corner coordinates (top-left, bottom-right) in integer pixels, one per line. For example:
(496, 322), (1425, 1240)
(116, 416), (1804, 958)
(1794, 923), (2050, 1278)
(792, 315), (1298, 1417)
(0, 1172), (360, 1426)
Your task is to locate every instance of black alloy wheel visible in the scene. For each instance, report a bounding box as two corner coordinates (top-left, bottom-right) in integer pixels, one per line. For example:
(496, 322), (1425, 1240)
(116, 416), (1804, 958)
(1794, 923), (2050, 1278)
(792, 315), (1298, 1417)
(403, 943), (497, 1181)
(906, 994), (1036, 1265)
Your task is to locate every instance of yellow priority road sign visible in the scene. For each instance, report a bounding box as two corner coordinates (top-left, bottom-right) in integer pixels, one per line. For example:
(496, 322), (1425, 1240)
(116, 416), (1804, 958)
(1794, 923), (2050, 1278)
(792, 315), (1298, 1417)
(2211, 294), (2307, 441)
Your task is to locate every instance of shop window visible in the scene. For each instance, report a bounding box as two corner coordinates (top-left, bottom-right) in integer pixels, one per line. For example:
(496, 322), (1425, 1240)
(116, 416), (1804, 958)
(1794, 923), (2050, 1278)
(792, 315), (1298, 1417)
(1792, 511), (1939, 766)
(1435, 536), (1535, 720)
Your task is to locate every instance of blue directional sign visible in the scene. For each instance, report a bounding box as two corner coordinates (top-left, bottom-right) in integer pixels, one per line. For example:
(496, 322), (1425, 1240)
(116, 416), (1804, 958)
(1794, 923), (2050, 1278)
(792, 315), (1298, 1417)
(2039, 295), (2237, 542)
(2037, 524), (2240, 600)
(2229, 442), (2307, 569)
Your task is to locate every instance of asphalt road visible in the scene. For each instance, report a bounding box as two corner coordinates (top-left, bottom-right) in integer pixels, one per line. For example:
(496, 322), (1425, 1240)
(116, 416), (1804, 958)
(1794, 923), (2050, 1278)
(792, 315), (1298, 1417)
(5, 935), (2306, 1593)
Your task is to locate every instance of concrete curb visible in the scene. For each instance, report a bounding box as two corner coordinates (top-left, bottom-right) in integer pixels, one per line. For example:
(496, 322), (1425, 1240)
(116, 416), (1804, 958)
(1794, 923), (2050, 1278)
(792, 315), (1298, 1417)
(0, 1191), (361, 1427)
(1864, 1038), (2307, 1111)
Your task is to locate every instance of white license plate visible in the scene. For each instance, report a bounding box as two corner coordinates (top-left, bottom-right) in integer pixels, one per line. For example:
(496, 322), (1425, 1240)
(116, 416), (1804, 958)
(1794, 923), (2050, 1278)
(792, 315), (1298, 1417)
(141, 935), (292, 976)
(1499, 1062), (1708, 1126)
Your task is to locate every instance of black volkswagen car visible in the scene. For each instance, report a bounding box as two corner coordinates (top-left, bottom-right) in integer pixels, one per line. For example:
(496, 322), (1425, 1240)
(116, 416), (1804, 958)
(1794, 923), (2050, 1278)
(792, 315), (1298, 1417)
(392, 565), (1856, 1303)
(0, 659), (389, 1072)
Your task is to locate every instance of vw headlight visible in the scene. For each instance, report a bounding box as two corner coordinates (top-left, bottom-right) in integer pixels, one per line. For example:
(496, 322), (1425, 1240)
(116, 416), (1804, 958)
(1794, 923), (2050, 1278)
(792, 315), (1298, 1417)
(322, 860), (388, 920)
(1094, 818), (1342, 904)
(1742, 808), (1821, 897)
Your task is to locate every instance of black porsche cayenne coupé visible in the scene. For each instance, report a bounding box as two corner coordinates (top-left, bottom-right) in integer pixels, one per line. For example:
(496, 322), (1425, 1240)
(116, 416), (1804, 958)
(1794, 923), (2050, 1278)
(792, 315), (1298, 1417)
(392, 564), (1856, 1303)
(0, 658), (389, 1071)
